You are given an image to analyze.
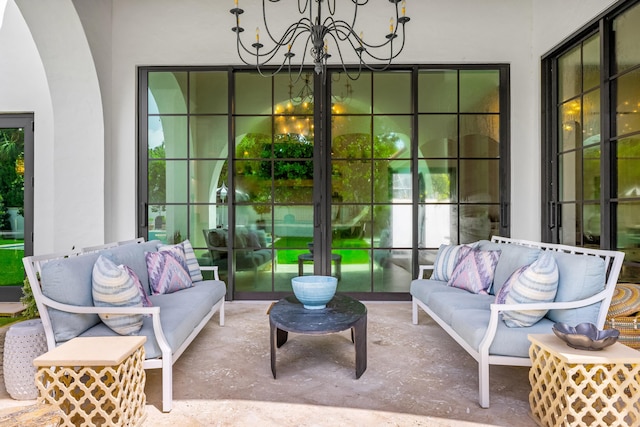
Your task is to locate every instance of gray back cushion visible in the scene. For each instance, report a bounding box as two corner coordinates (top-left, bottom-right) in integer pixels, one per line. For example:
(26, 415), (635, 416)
(40, 252), (101, 342)
(476, 241), (541, 295)
(546, 250), (605, 325)
(103, 240), (160, 294)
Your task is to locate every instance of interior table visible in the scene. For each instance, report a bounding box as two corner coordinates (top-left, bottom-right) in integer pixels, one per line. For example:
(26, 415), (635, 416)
(269, 294), (367, 379)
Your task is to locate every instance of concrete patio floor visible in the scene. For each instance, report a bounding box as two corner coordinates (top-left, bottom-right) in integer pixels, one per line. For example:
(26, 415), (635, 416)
(0, 301), (537, 426)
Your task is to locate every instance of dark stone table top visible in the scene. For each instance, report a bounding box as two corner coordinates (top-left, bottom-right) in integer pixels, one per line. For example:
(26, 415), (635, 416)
(269, 294), (366, 335)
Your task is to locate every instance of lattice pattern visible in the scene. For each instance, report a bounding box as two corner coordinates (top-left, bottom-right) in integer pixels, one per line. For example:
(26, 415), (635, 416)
(529, 343), (640, 427)
(35, 346), (146, 427)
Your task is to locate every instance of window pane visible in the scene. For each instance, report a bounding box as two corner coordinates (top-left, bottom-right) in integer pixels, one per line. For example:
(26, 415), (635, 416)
(332, 123), (372, 158)
(154, 160), (187, 203)
(372, 205), (392, 247)
(582, 35), (600, 92)
(332, 205), (371, 240)
(583, 145), (600, 202)
(560, 202), (578, 246)
(615, 68), (640, 136)
(419, 204), (456, 246)
(374, 116), (411, 158)
(190, 116), (228, 158)
(190, 160), (226, 203)
(459, 204), (495, 243)
(419, 160), (457, 202)
(274, 72), (314, 115)
(618, 202), (640, 250)
(335, 72), (371, 115)
(459, 159), (499, 203)
(418, 70), (457, 113)
(559, 99), (581, 151)
(190, 71), (228, 114)
(419, 115), (457, 157)
(583, 203), (600, 247)
(459, 116), (499, 157)
(614, 2), (640, 75)
(460, 70), (499, 113)
(617, 137), (640, 199)
(558, 45), (581, 102)
(274, 160), (314, 203)
(149, 116), (187, 158)
(373, 160), (411, 203)
(373, 72), (411, 114)
(332, 160), (372, 203)
(582, 89), (600, 145)
(235, 117), (272, 154)
(235, 73), (271, 114)
(559, 151), (578, 202)
(148, 71), (187, 114)
(148, 204), (167, 242)
(235, 156), (269, 203)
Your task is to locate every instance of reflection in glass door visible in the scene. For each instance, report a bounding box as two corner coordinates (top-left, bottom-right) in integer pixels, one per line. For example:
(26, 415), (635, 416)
(0, 114), (32, 301)
(140, 66), (509, 299)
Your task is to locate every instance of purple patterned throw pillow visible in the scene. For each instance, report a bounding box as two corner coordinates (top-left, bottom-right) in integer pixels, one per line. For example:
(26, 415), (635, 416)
(123, 265), (153, 307)
(145, 251), (193, 295)
(447, 249), (501, 294)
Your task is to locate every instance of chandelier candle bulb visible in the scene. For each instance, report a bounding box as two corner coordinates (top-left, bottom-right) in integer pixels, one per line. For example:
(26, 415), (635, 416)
(390, 18), (394, 33)
(256, 27), (259, 42)
(402, 0), (406, 16)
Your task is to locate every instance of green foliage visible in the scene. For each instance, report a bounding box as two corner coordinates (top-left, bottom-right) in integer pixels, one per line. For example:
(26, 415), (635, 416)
(0, 241), (24, 285)
(20, 276), (39, 319)
(0, 129), (25, 209)
(148, 144), (166, 204)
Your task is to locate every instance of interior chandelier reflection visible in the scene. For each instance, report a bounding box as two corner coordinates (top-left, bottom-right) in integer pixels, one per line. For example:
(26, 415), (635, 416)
(230, 0), (410, 79)
(276, 72), (354, 138)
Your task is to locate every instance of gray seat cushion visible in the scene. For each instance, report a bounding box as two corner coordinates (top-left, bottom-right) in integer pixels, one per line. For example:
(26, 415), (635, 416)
(79, 280), (226, 359)
(450, 309), (555, 357)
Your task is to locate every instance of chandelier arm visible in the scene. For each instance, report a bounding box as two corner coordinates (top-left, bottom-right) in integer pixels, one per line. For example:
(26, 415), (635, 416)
(324, 32), (366, 80)
(297, 0), (310, 15)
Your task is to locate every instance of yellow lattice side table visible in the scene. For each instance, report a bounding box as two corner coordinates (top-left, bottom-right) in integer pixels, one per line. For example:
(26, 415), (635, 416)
(528, 334), (640, 427)
(33, 336), (146, 427)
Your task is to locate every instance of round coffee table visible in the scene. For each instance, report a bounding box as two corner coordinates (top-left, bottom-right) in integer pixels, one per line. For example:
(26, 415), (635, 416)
(269, 294), (367, 379)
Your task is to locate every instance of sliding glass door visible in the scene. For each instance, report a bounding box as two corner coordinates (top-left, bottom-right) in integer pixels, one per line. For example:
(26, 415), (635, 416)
(139, 65), (510, 300)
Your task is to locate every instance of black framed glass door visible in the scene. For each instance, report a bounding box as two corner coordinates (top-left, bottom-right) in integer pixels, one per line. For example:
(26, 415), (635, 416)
(139, 65), (510, 300)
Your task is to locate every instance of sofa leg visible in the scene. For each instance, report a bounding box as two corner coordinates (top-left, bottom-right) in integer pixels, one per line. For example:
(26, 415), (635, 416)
(412, 298), (419, 325)
(479, 361), (490, 408)
(162, 361), (173, 412)
(219, 301), (225, 326)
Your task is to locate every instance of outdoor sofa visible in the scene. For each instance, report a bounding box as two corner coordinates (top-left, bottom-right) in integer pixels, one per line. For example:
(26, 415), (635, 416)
(23, 238), (226, 412)
(410, 236), (625, 408)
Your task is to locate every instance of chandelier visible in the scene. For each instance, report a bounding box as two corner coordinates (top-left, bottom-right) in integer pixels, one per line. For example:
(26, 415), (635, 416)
(230, 0), (410, 78)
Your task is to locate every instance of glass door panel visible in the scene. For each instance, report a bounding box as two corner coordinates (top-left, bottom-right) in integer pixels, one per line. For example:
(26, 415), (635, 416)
(0, 127), (26, 289)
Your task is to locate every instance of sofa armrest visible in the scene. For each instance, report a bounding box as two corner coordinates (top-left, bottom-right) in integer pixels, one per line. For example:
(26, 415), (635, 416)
(489, 288), (609, 315)
(417, 265), (434, 279)
(479, 288), (611, 358)
(199, 265), (219, 281)
(38, 293), (160, 316)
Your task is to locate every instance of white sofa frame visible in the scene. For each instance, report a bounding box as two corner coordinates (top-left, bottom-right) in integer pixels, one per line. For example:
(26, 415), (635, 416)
(23, 238), (225, 413)
(412, 236), (625, 408)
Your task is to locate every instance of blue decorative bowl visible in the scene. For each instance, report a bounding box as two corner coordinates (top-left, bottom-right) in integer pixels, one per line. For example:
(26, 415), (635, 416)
(291, 275), (338, 309)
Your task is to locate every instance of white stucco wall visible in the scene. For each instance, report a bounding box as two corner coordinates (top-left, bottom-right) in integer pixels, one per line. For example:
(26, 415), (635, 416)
(0, 0), (105, 253)
(0, 0), (622, 251)
(0, 0), (55, 252)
